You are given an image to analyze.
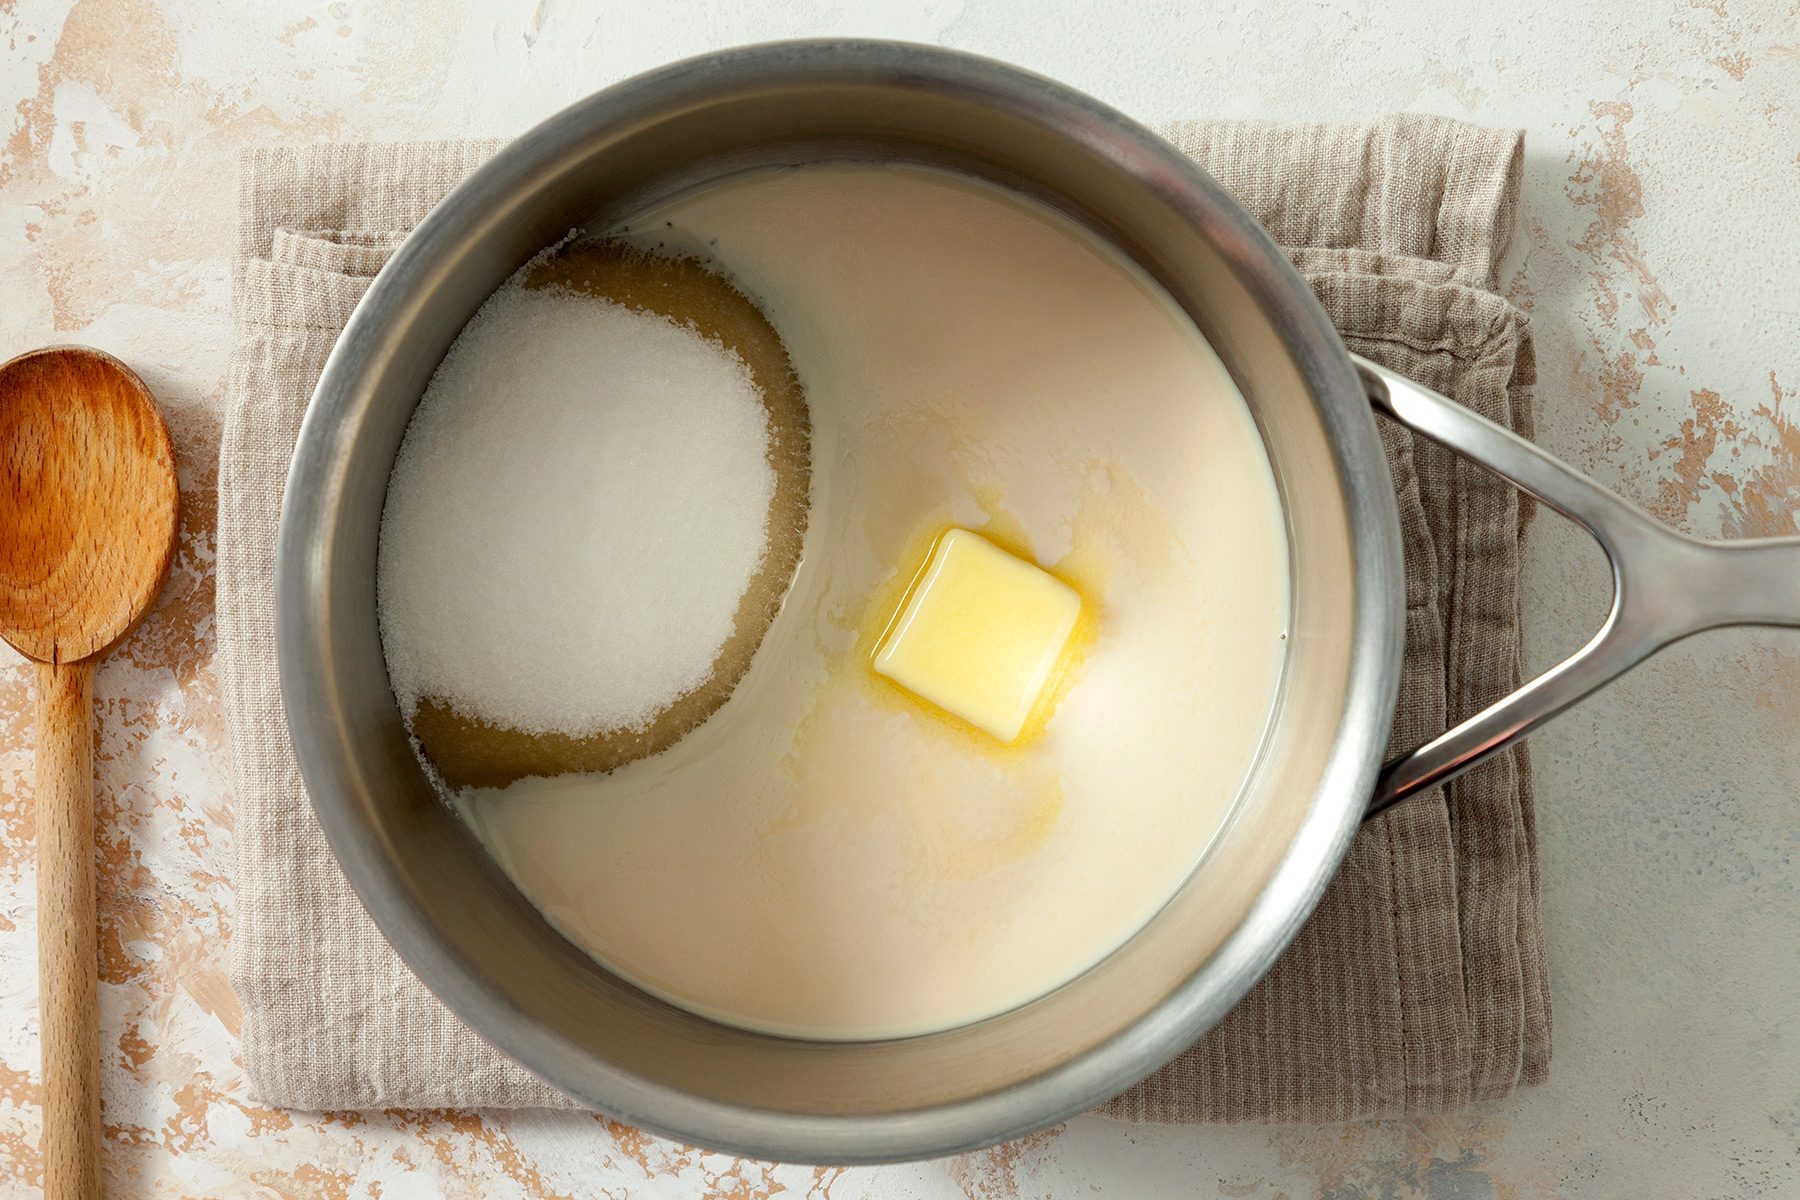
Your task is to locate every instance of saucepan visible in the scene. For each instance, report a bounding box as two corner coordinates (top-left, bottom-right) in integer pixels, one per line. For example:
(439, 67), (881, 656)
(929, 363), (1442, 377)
(276, 40), (1800, 1162)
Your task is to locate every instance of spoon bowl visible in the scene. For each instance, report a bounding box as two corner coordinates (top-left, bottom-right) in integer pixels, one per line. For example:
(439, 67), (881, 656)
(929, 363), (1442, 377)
(0, 346), (178, 663)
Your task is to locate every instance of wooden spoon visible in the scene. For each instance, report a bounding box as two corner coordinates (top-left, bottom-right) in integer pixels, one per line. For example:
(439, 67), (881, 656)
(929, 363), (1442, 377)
(0, 346), (179, 1200)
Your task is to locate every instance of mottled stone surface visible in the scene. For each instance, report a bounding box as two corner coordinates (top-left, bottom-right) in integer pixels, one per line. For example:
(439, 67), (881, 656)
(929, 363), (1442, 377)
(1, 1), (1796, 1196)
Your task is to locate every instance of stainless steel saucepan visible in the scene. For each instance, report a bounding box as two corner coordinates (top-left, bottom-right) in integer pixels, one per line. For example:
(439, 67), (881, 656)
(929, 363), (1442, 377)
(276, 40), (1800, 1163)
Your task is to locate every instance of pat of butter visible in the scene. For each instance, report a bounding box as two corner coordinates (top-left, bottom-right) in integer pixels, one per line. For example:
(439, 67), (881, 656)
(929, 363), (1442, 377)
(872, 528), (1081, 742)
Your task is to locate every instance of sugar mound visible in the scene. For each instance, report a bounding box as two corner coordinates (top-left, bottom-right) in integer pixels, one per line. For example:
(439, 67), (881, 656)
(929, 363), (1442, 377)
(378, 283), (775, 736)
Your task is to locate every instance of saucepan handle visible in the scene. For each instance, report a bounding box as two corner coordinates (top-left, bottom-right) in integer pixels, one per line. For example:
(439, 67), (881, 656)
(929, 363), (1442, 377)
(1355, 355), (1800, 817)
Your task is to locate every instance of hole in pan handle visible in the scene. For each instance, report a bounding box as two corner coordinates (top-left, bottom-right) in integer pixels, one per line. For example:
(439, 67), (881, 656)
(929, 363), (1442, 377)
(1355, 355), (1800, 819)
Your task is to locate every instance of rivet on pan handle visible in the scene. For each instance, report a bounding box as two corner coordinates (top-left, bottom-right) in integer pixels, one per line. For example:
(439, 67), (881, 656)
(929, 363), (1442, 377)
(1355, 355), (1800, 818)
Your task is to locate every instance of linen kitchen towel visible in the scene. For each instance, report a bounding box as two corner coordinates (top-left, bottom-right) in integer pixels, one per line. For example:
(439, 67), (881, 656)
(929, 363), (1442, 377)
(220, 115), (1547, 1121)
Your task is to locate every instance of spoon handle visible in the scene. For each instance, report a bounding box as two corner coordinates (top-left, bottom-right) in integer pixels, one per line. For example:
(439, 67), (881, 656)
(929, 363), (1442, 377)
(36, 659), (99, 1200)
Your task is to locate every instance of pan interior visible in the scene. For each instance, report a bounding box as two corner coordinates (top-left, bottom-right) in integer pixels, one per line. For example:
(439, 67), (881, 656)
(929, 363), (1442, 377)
(388, 159), (1293, 1043)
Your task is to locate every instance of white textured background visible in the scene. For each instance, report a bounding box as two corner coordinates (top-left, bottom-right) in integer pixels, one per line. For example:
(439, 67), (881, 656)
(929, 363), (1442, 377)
(2, 1), (1797, 1197)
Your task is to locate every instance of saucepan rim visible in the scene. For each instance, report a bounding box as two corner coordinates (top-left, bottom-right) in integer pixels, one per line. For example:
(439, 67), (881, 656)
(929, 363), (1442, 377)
(276, 38), (1403, 1162)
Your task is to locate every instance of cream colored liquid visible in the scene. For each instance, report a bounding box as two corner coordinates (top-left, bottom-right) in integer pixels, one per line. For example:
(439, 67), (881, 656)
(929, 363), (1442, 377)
(456, 164), (1290, 1039)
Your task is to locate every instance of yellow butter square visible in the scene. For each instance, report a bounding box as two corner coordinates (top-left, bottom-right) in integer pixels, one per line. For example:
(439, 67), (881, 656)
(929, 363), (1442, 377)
(872, 528), (1081, 742)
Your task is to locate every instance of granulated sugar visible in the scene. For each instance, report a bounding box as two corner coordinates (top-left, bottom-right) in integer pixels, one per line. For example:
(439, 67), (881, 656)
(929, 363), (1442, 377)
(378, 281), (775, 737)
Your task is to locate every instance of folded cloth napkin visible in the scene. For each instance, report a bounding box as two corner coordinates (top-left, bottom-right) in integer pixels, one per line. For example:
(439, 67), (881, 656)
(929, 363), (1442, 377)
(221, 115), (1548, 1123)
